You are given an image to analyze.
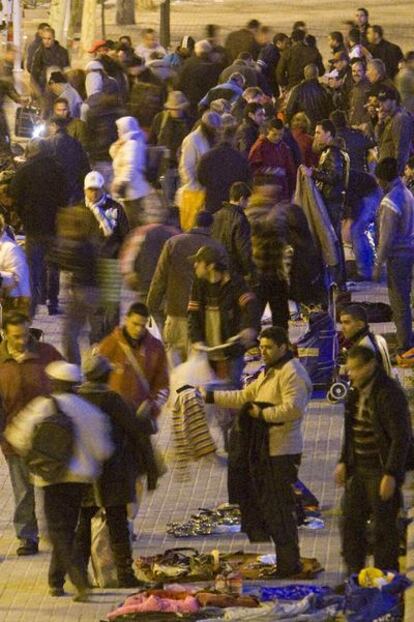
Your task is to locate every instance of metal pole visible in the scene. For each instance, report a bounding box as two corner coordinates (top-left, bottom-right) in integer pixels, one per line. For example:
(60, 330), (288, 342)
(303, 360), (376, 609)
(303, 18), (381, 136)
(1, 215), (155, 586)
(159, 0), (170, 49)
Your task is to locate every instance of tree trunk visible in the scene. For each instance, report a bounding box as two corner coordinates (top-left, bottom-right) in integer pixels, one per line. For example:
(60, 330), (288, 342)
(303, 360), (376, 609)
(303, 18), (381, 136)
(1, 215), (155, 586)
(80, 0), (97, 57)
(116, 0), (136, 25)
(69, 0), (83, 35)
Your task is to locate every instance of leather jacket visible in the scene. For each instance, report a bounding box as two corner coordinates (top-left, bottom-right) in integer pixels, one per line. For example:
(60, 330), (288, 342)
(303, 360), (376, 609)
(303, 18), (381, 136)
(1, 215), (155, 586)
(312, 144), (349, 206)
(286, 79), (332, 130)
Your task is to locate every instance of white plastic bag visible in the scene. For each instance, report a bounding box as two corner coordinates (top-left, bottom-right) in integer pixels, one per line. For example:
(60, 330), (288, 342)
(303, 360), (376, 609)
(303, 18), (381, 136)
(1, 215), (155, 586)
(169, 351), (216, 397)
(90, 509), (118, 588)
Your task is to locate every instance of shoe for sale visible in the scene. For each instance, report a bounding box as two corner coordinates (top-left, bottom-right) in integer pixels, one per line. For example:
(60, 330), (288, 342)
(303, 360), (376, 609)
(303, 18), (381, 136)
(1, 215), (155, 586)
(16, 539), (39, 556)
(49, 587), (65, 597)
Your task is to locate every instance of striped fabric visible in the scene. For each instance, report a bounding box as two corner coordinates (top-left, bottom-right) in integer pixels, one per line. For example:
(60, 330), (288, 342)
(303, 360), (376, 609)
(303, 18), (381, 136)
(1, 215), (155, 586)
(171, 387), (216, 480)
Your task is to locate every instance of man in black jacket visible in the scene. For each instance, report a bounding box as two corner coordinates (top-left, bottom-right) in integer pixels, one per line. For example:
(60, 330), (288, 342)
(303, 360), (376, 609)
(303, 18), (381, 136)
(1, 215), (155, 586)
(177, 40), (222, 116)
(211, 182), (255, 282)
(235, 102), (266, 157)
(188, 245), (259, 386)
(45, 117), (90, 206)
(367, 25), (403, 80)
(31, 26), (70, 94)
(277, 29), (324, 90)
(286, 64), (332, 131)
(197, 118), (251, 213)
(302, 119), (350, 287)
(10, 138), (67, 316)
(335, 345), (411, 574)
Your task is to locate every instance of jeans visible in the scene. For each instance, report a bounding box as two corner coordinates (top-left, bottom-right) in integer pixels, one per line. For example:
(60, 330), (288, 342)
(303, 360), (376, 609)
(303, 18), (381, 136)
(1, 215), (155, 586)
(387, 254), (414, 352)
(44, 482), (88, 590)
(351, 189), (382, 279)
(61, 279), (101, 364)
(326, 203), (347, 288)
(254, 276), (289, 331)
(5, 455), (38, 542)
(26, 235), (59, 315)
(163, 315), (190, 367)
(342, 466), (401, 572)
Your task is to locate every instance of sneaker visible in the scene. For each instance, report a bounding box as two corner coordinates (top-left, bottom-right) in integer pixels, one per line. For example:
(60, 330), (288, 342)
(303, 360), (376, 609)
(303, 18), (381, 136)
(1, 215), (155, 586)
(49, 587), (65, 597)
(16, 539), (39, 556)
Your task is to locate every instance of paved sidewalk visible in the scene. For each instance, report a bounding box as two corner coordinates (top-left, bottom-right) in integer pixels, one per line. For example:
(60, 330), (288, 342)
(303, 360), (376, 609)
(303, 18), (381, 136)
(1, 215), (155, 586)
(0, 282), (411, 621)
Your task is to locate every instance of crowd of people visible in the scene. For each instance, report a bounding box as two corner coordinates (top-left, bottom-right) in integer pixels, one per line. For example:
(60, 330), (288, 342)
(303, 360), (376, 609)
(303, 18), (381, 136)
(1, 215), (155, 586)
(0, 6), (413, 604)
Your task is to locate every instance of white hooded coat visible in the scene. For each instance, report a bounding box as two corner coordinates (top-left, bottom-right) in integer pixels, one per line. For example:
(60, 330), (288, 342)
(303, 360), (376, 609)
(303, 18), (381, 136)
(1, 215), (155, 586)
(109, 116), (151, 201)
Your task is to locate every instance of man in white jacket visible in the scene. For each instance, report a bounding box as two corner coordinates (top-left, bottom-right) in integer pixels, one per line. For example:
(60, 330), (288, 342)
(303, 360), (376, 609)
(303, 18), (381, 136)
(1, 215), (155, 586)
(203, 326), (312, 578)
(5, 361), (113, 601)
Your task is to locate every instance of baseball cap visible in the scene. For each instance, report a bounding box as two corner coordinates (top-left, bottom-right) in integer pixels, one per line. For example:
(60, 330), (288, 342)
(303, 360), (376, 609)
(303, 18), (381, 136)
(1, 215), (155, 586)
(88, 39), (108, 54)
(46, 361), (82, 383)
(84, 171), (105, 190)
(82, 352), (113, 381)
(188, 245), (227, 268)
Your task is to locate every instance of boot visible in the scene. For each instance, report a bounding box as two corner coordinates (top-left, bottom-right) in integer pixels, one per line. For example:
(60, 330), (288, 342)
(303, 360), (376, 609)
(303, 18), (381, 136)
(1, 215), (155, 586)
(111, 542), (142, 588)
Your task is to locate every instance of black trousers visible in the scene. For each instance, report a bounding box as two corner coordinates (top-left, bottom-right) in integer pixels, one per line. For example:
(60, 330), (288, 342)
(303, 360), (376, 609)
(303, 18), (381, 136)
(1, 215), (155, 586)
(43, 482), (88, 590)
(254, 276), (289, 331)
(74, 504), (131, 568)
(342, 466), (401, 573)
(257, 454), (301, 573)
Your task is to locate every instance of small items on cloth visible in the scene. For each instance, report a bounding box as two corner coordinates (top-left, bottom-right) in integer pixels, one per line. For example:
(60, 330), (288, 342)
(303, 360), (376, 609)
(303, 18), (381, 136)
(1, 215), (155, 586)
(167, 504), (241, 538)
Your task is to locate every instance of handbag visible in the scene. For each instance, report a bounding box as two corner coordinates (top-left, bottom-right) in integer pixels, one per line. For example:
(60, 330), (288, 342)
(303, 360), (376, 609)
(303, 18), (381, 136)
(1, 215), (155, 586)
(178, 189), (206, 231)
(90, 509), (118, 588)
(14, 105), (41, 138)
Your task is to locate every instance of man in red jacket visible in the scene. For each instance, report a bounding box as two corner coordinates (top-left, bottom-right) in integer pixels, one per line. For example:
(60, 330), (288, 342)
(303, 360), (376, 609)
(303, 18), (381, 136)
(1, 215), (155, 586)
(98, 302), (169, 425)
(0, 312), (62, 555)
(248, 118), (297, 200)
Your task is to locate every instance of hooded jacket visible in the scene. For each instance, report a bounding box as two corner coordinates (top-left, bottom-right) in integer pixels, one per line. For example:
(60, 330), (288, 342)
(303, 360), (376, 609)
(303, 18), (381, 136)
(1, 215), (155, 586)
(0, 231), (31, 298)
(110, 116), (152, 200)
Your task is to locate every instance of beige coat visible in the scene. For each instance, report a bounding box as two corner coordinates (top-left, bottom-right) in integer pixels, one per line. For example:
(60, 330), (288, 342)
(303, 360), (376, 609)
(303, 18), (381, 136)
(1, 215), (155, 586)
(213, 357), (312, 456)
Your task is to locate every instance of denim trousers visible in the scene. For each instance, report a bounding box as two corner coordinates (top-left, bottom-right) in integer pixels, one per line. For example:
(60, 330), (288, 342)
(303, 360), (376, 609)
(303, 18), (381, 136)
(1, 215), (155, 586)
(387, 254), (414, 352)
(342, 465), (401, 573)
(25, 235), (59, 315)
(5, 454), (38, 541)
(61, 280), (101, 364)
(351, 189), (382, 279)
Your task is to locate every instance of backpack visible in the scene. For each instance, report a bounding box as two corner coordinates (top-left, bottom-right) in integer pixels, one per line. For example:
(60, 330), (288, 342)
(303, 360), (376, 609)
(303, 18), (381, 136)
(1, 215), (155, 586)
(25, 397), (74, 483)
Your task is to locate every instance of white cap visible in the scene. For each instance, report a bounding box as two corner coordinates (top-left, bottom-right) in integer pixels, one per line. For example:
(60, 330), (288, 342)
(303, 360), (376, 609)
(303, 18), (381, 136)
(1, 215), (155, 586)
(84, 171), (105, 190)
(46, 361), (82, 383)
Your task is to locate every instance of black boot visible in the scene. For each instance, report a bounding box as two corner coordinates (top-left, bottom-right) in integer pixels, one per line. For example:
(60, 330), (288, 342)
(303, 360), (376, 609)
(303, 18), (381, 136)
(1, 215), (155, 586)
(111, 542), (142, 588)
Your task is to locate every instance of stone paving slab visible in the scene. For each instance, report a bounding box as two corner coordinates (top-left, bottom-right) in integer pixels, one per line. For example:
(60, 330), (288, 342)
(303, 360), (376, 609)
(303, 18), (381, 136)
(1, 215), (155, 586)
(1, 282), (411, 621)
